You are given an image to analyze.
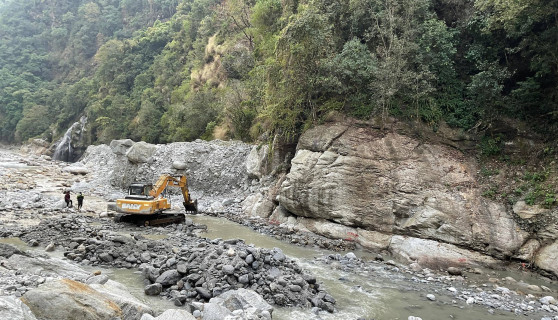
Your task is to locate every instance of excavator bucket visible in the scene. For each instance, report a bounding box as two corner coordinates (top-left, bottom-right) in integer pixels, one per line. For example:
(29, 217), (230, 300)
(184, 199), (198, 214)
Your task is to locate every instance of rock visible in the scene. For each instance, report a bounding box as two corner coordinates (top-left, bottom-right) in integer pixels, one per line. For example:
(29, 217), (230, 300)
(0, 295), (37, 320)
(389, 236), (501, 269)
(156, 270), (181, 286)
(277, 124), (528, 258)
(196, 287), (212, 300)
(22, 279), (153, 320)
(202, 302), (231, 320)
(145, 283), (163, 296)
(208, 288), (273, 317)
(109, 139), (135, 155)
(345, 252), (357, 260)
(144, 309), (196, 320)
(540, 296), (557, 305)
(62, 165), (89, 175)
(447, 267), (462, 276)
(426, 294), (436, 301)
(85, 275), (109, 285)
(222, 264), (235, 275)
(513, 201), (550, 219)
(535, 241), (558, 277)
(126, 141), (157, 164)
(466, 297), (475, 304)
(172, 161), (188, 170)
(246, 145), (270, 179)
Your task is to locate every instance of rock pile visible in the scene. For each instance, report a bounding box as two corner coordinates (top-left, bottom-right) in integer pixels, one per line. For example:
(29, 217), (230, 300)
(141, 238), (334, 312)
(11, 215), (334, 312)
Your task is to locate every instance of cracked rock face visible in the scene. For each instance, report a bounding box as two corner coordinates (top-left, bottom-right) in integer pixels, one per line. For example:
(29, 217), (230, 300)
(278, 124), (531, 266)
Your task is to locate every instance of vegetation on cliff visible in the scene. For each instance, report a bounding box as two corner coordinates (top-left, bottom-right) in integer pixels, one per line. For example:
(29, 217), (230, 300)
(0, 0), (556, 148)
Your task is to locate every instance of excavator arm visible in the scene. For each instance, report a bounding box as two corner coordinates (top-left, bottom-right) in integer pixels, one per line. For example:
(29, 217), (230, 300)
(150, 175), (197, 212)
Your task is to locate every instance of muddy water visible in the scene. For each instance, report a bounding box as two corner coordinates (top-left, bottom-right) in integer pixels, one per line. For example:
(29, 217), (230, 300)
(190, 215), (554, 320)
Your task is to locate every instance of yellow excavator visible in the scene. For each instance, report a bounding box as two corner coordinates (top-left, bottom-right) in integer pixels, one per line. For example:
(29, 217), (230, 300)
(113, 174), (197, 226)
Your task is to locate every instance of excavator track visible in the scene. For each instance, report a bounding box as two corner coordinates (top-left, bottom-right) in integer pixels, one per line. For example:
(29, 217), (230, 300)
(114, 213), (185, 227)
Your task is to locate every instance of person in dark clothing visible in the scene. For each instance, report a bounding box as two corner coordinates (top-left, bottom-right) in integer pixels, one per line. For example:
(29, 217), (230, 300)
(77, 192), (84, 210)
(64, 191), (72, 207)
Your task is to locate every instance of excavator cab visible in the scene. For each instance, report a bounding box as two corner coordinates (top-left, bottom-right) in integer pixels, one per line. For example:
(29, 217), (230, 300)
(126, 183), (154, 200)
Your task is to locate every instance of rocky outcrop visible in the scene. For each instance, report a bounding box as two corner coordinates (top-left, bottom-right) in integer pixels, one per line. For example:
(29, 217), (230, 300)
(273, 123), (557, 275)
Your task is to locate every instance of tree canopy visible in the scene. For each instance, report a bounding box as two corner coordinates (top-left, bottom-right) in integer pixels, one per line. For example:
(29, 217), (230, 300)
(0, 0), (556, 144)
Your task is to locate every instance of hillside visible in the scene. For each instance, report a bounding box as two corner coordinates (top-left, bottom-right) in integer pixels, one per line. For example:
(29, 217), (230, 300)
(0, 0), (557, 146)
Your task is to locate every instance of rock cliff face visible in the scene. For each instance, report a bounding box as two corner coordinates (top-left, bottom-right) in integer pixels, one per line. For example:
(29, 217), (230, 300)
(274, 123), (557, 276)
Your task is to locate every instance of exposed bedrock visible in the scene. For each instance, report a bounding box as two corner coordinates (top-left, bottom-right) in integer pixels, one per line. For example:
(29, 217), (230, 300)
(275, 123), (557, 276)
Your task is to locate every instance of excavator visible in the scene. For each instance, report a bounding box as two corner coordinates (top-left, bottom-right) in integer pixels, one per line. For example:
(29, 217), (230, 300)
(112, 174), (198, 226)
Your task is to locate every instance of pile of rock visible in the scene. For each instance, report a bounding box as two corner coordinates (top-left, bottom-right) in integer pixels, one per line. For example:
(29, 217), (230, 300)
(142, 238), (335, 312)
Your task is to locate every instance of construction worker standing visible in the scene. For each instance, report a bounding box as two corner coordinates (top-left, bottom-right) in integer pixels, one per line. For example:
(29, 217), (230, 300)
(77, 192), (84, 210)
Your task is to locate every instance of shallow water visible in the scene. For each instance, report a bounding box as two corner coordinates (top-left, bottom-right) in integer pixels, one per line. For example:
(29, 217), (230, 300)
(190, 214), (557, 320)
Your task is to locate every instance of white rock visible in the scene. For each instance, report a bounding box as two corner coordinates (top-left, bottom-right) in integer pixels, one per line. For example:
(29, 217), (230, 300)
(426, 294), (435, 301)
(540, 296), (557, 305)
(466, 297), (475, 305)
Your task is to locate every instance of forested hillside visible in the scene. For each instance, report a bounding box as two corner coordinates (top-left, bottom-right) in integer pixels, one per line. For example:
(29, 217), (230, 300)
(0, 0), (556, 146)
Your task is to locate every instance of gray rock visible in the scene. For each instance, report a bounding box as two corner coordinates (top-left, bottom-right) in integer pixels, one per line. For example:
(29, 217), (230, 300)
(0, 295), (37, 320)
(202, 302), (231, 320)
(172, 161), (188, 170)
(126, 141), (157, 164)
(156, 270), (181, 286)
(447, 267), (462, 276)
(196, 287), (212, 300)
(109, 139), (135, 155)
(222, 264), (235, 275)
(145, 283), (163, 296)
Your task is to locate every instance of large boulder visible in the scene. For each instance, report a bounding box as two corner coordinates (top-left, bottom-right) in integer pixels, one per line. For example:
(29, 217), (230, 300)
(203, 288), (273, 320)
(110, 139), (135, 156)
(278, 124), (528, 259)
(246, 145), (269, 179)
(535, 241), (558, 276)
(21, 279), (153, 320)
(0, 296), (37, 320)
(126, 141), (157, 164)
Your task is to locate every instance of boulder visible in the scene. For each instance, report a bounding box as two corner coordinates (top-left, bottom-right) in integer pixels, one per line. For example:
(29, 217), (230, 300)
(246, 145), (269, 179)
(206, 288), (273, 319)
(535, 241), (558, 276)
(172, 161), (187, 170)
(22, 279), (153, 320)
(110, 139), (135, 156)
(155, 270), (181, 286)
(0, 296), (37, 320)
(126, 141), (157, 164)
(242, 193), (275, 218)
(62, 165), (89, 175)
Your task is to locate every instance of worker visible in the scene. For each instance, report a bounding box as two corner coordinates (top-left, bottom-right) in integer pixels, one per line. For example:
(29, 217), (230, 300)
(64, 191), (72, 207)
(76, 192), (84, 210)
